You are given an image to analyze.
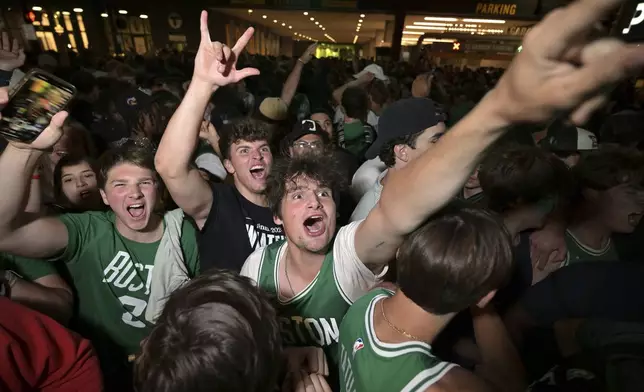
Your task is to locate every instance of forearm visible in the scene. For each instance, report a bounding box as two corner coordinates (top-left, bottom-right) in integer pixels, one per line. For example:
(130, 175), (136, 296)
(24, 175), (42, 215)
(378, 94), (510, 236)
(473, 307), (526, 392)
(155, 82), (215, 178)
(10, 279), (73, 324)
(333, 78), (365, 104)
(281, 61), (304, 106)
(0, 146), (42, 235)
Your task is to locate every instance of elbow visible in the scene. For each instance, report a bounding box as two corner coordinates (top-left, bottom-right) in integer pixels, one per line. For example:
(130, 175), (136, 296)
(154, 152), (185, 180)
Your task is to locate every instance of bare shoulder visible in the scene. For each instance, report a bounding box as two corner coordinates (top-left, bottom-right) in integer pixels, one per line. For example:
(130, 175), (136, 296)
(426, 367), (493, 392)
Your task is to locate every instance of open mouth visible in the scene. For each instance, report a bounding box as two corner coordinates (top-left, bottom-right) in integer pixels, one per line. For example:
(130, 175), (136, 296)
(126, 203), (146, 219)
(249, 165), (266, 180)
(303, 215), (325, 237)
(79, 190), (92, 199)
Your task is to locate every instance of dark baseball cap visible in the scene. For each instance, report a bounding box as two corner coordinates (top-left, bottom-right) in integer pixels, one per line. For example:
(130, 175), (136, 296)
(540, 120), (598, 152)
(285, 119), (329, 145)
(365, 98), (445, 160)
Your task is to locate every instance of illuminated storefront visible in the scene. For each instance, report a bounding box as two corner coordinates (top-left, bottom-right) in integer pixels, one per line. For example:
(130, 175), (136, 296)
(27, 6), (90, 52)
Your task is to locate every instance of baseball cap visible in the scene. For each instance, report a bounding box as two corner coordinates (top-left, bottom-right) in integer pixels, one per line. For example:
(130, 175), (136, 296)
(285, 119), (329, 145)
(365, 98), (445, 160)
(541, 120), (598, 152)
(281, 119), (329, 154)
(258, 97), (288, 122)
(354, 64), (388, 82)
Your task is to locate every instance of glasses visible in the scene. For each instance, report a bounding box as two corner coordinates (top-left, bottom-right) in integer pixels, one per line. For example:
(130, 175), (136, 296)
(293, 140), (323, 150)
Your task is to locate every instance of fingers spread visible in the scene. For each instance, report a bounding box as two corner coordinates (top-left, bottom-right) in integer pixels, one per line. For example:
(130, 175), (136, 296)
(232, 27), (255, 57)
(199, 11), (211, 44)
(233, 67), (260, 82)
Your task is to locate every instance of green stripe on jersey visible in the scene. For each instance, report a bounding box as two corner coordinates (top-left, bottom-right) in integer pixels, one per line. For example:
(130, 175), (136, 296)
(339, 289), (456, 392)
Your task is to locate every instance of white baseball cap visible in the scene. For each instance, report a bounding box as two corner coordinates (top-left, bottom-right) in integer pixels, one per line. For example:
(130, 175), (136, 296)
(354, 64), (388, 82)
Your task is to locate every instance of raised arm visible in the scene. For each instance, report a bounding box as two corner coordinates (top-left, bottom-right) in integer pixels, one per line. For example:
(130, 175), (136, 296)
(332, 72), (374, 105)
(355, 0), (644, 268)
(0, 90), (69, 259)
(155, 10), (259, 229)
(281, 43), (316, 107)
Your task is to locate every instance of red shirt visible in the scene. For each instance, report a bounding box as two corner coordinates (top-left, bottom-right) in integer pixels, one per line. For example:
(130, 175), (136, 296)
(0, 297), (103, 391)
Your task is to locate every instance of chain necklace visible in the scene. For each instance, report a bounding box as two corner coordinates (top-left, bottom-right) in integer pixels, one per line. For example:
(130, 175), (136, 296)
(380, 299), (422, 341)
(284, 252), (297, 297)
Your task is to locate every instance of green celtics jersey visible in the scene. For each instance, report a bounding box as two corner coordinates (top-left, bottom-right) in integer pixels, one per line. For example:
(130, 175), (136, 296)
(562, 230), (619, 266)
(241, 221), (385, 382)
(255, 241), (350, 368)
(56, 210), (200, 373)
(339, 289), (456, 392)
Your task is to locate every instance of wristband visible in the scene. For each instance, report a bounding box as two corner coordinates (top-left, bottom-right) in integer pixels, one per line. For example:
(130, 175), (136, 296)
(2, 270), (20, 298)
(32, 174), (41, 180)
(298, 58), (306, 65)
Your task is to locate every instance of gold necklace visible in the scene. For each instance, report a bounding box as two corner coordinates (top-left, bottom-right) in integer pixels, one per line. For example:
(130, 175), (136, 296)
(380, 299), (422, 341)
(284, 252), (297, 297)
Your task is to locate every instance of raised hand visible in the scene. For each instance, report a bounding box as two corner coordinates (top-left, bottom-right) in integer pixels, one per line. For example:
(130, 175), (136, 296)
(489, 0), (644, 125)
(193, 11), (260, 88)
(11, 111), (68, 151)
(0, 87), (68, 151)
(0, 32), (25, 72)
(299, 43), (318, 65)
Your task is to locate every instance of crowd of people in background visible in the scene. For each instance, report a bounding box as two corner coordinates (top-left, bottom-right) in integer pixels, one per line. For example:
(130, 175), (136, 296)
(1, 0), (644, 390)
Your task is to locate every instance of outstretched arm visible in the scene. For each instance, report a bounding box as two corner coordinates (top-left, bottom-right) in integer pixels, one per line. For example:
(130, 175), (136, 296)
(155, 11), (259, 229)
(281, 43), (316, 107)
(355, 0), (644, 268)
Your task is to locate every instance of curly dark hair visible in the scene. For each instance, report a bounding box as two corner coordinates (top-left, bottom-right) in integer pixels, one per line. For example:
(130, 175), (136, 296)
(218, 118), (273, 160)
(265, 154), (348, 218)
(378, 129), (425, 167)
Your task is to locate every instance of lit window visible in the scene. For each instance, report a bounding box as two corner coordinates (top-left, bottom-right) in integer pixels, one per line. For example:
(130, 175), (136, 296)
(36, 31), (58, 51)
(68, 33), (77, 51)
(81, 32), (89, 49)
(76, 14), (86, 31)
(63, 14), (73, 31)
(41, 12), (50, 26)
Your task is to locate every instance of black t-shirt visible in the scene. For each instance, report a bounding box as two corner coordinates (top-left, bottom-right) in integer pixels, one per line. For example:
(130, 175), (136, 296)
(520, 261), (644, 326)
(199, 183), (285, 273)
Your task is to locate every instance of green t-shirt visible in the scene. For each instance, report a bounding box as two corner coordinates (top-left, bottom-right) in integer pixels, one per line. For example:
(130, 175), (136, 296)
(562, 229), (619, 266)
(340, 120), (374, 158)
(339, 289), (456, 392)
(0, 253), (58, 281)
(56, 210), (200, 372)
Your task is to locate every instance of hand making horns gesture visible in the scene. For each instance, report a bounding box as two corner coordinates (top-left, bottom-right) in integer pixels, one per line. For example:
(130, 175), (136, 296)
(193, 10), (260, 88)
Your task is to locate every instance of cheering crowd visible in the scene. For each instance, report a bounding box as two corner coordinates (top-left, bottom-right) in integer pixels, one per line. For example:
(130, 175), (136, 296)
(2, 0), (644, 390)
